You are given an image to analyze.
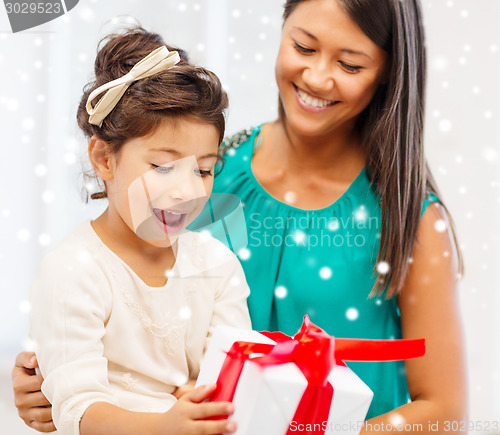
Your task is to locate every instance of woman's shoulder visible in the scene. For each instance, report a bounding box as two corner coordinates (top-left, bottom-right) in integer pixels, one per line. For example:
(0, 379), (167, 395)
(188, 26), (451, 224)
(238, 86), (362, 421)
(214, 126), (260, 190)
(421, 190), (441, 217)
(220, 126), (260, 155)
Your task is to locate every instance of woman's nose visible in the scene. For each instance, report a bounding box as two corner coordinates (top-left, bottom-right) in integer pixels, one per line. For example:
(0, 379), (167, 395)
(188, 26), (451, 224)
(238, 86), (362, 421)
(302, 59), (335, 94)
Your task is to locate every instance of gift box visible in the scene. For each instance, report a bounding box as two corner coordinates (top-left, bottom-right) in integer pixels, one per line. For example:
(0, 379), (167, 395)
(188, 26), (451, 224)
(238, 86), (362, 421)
(197, 316), (425, 435)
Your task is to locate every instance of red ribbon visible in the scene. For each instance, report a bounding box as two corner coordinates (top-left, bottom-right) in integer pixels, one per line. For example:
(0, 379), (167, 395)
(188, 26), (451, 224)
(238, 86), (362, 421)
(211, 316), (425, 434)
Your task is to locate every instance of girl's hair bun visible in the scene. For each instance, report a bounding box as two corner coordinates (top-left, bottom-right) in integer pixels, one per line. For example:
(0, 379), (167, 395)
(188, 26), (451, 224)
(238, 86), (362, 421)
(93, 27), (189, 87)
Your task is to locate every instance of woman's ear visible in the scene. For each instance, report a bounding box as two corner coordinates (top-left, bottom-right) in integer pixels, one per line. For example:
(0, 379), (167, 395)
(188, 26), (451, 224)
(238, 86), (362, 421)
(88, 136), (114, 181)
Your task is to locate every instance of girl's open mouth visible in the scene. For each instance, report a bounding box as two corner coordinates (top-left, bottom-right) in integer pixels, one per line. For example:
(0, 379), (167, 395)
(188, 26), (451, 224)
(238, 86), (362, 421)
(152, 208), (188, 234)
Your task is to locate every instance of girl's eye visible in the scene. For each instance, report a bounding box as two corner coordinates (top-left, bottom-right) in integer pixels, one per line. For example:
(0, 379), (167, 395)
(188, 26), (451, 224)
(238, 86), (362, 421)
(340, 62), (362, 73)
(151, 164), (173, 174)
(294, 42), (315, 54)
(195, 169), (214, 178)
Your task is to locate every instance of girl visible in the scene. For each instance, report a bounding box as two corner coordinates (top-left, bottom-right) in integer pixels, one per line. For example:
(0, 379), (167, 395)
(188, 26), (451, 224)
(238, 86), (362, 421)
(14, 0), (467, 433)
(25, 27), (250, 435)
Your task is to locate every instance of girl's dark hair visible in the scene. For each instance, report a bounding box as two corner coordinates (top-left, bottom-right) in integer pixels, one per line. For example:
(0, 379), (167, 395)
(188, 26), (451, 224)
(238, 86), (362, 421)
(281, 0), (463, 297)
(78, 27), (228, 200)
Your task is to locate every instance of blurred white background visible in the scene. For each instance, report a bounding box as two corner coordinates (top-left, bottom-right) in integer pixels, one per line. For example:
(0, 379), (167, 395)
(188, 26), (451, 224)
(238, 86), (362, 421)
(0, 0), (498, 433)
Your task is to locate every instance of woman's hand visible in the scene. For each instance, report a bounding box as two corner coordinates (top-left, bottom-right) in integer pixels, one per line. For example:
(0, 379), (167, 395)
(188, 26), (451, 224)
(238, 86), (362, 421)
(12, 352), (55, 432)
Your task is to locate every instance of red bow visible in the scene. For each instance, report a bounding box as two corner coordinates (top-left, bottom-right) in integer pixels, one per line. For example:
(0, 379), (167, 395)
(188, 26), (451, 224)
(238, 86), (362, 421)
(211, 316), (425, 435)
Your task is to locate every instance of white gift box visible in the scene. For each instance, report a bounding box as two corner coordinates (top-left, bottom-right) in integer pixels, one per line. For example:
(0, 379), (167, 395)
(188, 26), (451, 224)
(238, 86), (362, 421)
(197, 326), (373, 435)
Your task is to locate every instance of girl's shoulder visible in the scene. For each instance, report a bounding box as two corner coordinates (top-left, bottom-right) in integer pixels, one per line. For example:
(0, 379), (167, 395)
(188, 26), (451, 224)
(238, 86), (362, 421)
(36, 221), (110, 285)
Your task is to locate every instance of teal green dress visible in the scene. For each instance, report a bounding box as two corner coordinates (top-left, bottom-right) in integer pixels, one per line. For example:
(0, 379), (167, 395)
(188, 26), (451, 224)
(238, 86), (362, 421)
(209, 125), (435, 419)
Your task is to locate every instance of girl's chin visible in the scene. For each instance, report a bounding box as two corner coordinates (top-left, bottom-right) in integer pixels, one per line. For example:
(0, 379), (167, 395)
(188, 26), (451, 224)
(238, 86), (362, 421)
(144, 238), (177, 249)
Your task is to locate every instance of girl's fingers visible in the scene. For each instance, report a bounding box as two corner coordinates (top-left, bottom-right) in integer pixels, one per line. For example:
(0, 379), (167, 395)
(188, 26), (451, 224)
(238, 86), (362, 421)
(191, 419), (237, 434)
(185, 384), (217, 403)
(189, 401), (234, 420)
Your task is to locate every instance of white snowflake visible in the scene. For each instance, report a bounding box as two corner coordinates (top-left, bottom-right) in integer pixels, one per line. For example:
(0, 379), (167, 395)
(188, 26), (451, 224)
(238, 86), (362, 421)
(42, 190), (55, 203)
(38, 233), (51, 246)
(439, 119), (452, 132)
(376, 261), (390, 275)
(6, 98), (19, 111)
(78, 6), (94, 21)
(434, 219), (447, 232)
(432, 56), (448, 71)
(294, 230), (306, 246)
(238, 248), (251, 260)
(34, 163), (47, 177)
(346, 308), (359, 321)
(22, 118), (35, 131)
(284, 191), (297, 204)
(64, 152), (77, 165)
(179, 306), (191, 320)
(319, 267), (332, 280)
(354, 206), (367, 222)
(274, 286), (287, 299)
(18, 229), (31, 241)
(19, 300), (31, 314)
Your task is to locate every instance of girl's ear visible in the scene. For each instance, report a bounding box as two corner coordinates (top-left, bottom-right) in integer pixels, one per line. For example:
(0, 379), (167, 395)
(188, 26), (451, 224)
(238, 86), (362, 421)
(88, 136), (115, 181)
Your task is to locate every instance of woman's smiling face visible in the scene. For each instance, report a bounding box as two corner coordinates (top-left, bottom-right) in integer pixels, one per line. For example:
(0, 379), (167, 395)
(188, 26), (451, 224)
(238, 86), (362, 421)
(275, 0), (389, 138)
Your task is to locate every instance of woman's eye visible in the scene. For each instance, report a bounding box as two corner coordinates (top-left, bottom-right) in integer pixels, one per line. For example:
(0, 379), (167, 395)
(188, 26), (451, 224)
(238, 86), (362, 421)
(195, 169), (214, 178)
(340, 62), (362, 73)
(151, 164), (173, 174)
(294, 42), (315, 54)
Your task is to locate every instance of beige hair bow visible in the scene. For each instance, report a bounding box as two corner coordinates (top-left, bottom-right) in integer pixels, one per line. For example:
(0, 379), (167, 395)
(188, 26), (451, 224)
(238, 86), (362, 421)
(86, 46), (181, 127)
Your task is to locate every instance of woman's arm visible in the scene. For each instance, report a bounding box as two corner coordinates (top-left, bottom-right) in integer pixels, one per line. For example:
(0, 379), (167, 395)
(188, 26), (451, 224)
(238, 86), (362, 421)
(11, 360), (223, 433)
(361, 203), (468, 434)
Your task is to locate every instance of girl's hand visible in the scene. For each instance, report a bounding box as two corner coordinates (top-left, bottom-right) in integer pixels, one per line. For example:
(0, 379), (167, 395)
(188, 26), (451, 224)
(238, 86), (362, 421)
(161, 384), (237, 435)
(12, 352), (55, 432)
(173, 379), (197, 399)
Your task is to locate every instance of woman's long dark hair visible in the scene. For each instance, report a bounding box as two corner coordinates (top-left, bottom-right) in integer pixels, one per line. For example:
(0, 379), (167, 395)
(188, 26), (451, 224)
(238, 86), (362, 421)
(282, 0), (463, 297)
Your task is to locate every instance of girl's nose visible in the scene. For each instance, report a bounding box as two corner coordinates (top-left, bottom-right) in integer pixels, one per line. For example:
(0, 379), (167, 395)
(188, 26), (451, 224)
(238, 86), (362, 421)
(168, 170), (206, 202)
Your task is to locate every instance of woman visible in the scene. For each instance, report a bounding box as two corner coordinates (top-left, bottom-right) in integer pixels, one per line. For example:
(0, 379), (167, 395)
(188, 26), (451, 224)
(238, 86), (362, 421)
(13, 0), (467, 432)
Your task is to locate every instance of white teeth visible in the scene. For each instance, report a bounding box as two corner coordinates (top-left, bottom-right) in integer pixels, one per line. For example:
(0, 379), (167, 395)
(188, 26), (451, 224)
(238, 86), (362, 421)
(297, 88), (333, 108)
(168, 211), (182, 216)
